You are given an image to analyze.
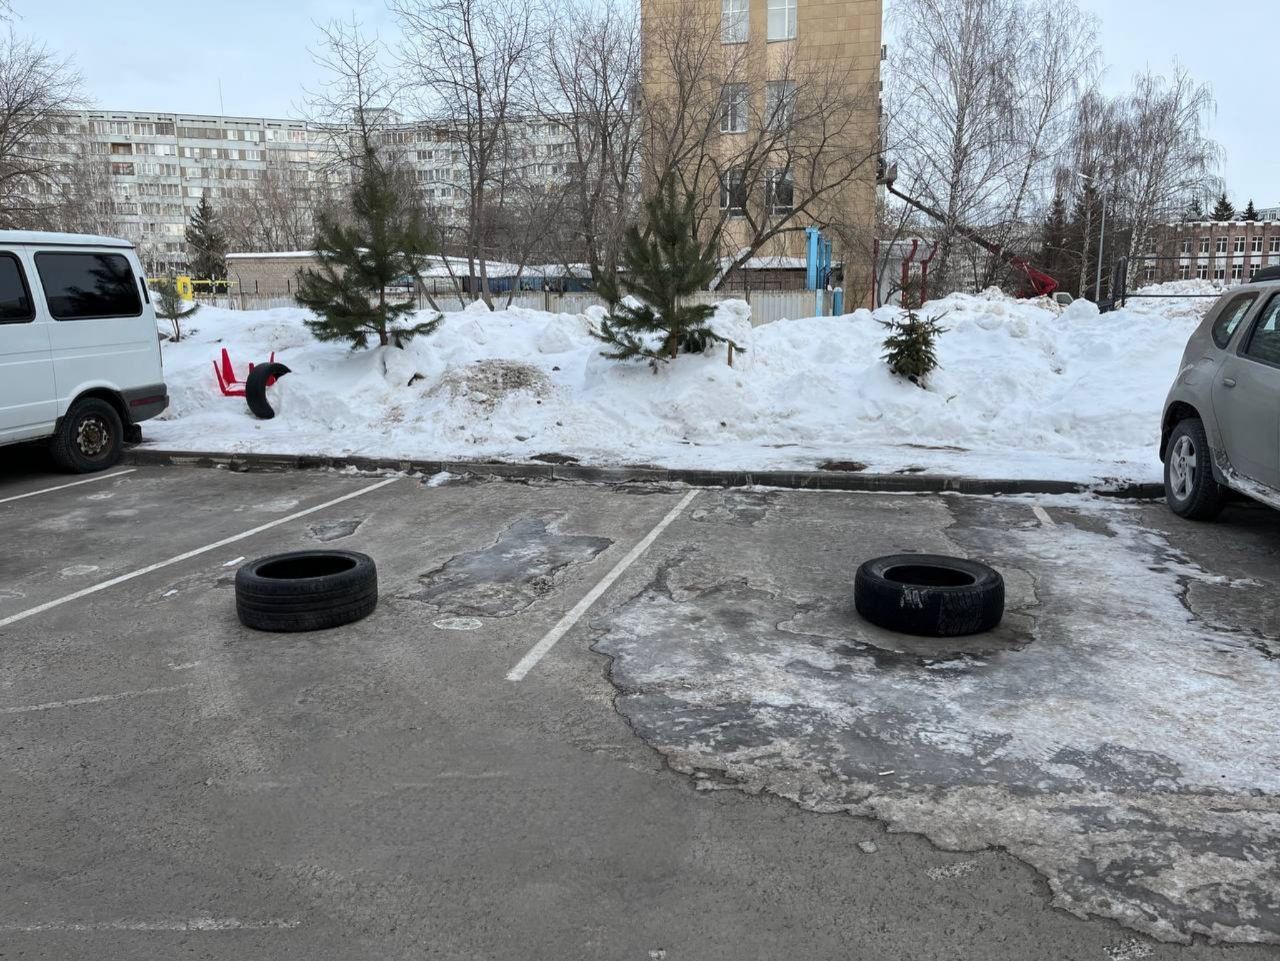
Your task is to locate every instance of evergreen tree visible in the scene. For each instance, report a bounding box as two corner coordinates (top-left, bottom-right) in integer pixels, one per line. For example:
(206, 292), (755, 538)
(592, 179), (740, 362)
(1183, 196), (1205, 221)
(881, 308), (946, 387)
(1039, 192), (1070, 283)
(185, 193), (227, 286)
(152, 277), (198, 342)
(1210, 192), (1236, 222)
(1243, 199), (1260, 222)
(294, 149), (440, 349)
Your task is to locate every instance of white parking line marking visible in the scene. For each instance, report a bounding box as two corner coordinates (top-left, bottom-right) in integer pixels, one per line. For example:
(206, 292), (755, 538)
(0, 917), (301, 931)
(1032, 505), (1056, 528)
(0, 477), (400, 630)
(1, 684), (192, 715)
(223, 556), (246, 567)
(0, 469), (135, 506)
(507, 490), (699, 681)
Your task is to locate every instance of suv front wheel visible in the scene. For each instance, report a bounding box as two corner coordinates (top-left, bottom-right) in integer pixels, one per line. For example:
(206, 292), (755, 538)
(1165, 417), (1225, 520)
(50, 397), (125, 473)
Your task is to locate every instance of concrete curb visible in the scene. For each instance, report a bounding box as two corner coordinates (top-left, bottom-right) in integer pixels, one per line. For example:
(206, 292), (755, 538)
(124, 447), (1166, 500)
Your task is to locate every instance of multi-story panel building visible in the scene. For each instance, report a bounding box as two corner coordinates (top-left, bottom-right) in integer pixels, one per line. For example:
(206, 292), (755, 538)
(37, 109), (578, 273)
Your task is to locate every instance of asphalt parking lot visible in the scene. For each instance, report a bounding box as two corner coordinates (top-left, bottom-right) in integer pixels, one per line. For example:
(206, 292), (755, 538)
(2, 453), (1279, 960)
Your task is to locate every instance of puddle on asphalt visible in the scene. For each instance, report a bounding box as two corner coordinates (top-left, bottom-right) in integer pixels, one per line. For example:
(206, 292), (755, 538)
(309, 518), (365, 542)
(404, 518), (611, 617)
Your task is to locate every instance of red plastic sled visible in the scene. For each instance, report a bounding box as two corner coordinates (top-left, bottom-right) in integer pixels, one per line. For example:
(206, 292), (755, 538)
(213, 348), (278, 397)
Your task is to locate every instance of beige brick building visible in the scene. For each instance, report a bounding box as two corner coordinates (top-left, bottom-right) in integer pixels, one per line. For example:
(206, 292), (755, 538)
(640, 0), (882, 298)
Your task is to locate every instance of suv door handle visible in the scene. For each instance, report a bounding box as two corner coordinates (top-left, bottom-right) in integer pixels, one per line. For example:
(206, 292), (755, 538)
(1222, 377), (1237, 388)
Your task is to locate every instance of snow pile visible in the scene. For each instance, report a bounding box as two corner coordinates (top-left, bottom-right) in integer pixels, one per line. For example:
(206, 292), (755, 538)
(1125, 278), (1231, 325)
(148, 289), (1215, 483)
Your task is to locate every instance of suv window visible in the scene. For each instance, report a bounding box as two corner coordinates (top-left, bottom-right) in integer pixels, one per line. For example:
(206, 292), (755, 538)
(35, 251), (142, 321)
(1211, 293), (1257, 349)
(0, 253), (34, 324)
(1243, 295), (1280, 367)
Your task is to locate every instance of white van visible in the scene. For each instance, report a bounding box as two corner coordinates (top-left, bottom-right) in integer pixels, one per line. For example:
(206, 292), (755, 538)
(0, 231), (166, 472)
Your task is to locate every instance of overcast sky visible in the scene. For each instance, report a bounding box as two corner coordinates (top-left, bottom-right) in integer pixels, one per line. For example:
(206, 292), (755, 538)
(14, 0), (1278, 208)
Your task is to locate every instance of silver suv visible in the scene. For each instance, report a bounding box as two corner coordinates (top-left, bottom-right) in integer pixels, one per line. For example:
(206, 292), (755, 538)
(1161, 268), (1280, 519)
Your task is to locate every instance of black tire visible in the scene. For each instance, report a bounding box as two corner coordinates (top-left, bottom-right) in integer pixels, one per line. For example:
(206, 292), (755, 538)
(1164, 417), (1225, 521)
(244, 362), (291, 420)
(235, 550), (377, 632)
(49, 396), (124, 473)
(855, 554), (1004, 637)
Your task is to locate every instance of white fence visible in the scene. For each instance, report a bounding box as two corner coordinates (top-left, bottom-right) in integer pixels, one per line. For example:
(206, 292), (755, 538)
(229, 288), (839, 325)
(502, 289), (835, 326)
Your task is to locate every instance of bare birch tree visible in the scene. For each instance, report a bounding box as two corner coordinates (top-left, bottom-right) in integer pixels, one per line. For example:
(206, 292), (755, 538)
(391, 0), (543, 306)
(0, 29), (86, 228)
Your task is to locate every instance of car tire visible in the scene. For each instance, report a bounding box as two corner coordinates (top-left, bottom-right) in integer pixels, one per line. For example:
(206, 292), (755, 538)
(49, 397), (125, 473)
(855, 554), (1004, 637)
(235, 550), (377, 632)
(244, 362), (291, 420)
(1164, 418), (1225, 521)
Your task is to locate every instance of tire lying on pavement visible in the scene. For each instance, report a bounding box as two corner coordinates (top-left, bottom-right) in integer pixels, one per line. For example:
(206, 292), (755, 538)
(854, 554), (1004, 637)
(235, 550), (377, 632)
(244, 362), (292, 420)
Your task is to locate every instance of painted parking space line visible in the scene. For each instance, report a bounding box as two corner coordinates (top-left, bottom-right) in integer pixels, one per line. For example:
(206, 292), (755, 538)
(0, 917), (301, 932)
(0, 476), (400, 630)
(1032, 504), (1056, 528)
(0, 469), (136, 506)
(507, 490), (699, 681)
(1, 684), (192, 715)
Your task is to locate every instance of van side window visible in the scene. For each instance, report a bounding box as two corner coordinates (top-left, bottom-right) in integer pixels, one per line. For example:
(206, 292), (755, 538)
(34, 252), (142, 321)
(1210, 293), (1257, 349)
(1243, 295), (1280, 367)
(0, 253), (34, 324)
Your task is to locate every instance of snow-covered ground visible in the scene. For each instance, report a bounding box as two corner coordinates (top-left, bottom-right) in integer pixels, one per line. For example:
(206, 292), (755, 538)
(148, 283), (1223, 484)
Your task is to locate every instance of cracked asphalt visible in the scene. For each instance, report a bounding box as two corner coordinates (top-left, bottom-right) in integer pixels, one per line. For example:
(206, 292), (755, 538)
(1, 449), (1278, 960)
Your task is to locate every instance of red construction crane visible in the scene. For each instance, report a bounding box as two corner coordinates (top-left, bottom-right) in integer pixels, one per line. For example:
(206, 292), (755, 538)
(878, 162), (1059, 299)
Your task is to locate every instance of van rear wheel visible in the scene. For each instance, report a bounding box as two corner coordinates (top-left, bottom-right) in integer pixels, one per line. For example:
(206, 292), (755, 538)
(50, 397), (124, 473)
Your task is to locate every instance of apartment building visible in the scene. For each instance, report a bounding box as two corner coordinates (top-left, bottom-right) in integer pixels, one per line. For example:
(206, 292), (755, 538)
(1145, 220), (1280, 285)
(39, 110), (577, 272)
(640, 0), (882, 294)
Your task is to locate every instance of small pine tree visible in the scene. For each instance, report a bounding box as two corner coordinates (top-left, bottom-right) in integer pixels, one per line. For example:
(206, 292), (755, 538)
(1210, 192), (1236, 222)
(185, 193), (227, 286)
(881, 309), (946, 387)
(1183, 196), (1205, 221)
(152, 277), (198, 341)
(1243, 199), (1260, 222)
(295, 149), (441, 349)
(592, 179), (740, 362)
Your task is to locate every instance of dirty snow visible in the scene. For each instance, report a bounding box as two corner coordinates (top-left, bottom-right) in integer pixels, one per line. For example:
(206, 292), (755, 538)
(148, 289), (1217, 482)
(593, 492), (1280, 944)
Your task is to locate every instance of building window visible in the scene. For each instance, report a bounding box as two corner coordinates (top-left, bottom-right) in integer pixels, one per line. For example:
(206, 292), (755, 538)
(720, 84), (749, 134)
(1200, 238), (1210, 254)
(719, 168), (746, 216)
(1144, 267), (1156, 281)
(764, 80), (796, 129)
(1271, 238), (1280, 254)
(1179, 265), (1190, 280)
(722, 0), (748, 43)
(1216, 237), (1228, 254)
(1181, 239), (1192, 254)
(1252, 237), (1264, 253)
(1214, 267), (1226, 280)
(1232, 264), (1243, 280)
(1251, 263), (1261, 277)
(1235, 237), (1246, 253)
(767, 0), (797, 40)
(1197, 265), (1208, 280)
(766, 168), (793, 214)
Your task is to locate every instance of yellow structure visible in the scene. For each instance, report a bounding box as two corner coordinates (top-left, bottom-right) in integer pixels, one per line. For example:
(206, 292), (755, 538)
(640, 0), (883, 300)
(175, 275), (194, 299)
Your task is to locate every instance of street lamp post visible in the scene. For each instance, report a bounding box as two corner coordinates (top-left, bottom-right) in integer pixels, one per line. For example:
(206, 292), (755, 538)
(1077, 171), (1109, 302)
